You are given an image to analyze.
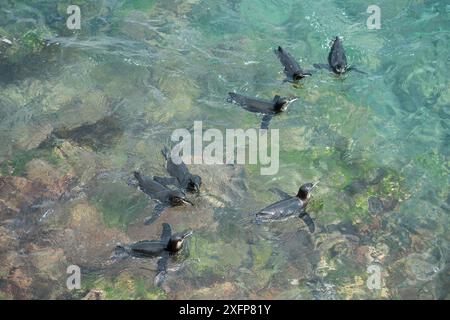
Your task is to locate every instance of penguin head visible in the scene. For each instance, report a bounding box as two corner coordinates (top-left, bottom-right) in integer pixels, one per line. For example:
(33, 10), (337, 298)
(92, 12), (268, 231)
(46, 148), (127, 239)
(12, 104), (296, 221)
(187, 175), (202, 193)
(168, 190), (193, 206)
(335, 64), (346, 74)
(133, 171), (141, 181)
(274, 96), (298, 112)
(297, 181), (319, 200)
(293, 71), (304, 81)
(293, 71), (312, 80)
(168, 230), (193, 252)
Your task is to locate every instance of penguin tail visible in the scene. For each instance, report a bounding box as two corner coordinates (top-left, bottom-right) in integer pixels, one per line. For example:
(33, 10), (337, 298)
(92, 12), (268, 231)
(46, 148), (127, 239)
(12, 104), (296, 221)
(133, 171), (145, 185)
(275, 46), (284, 57)
(154, 271), (167, 287)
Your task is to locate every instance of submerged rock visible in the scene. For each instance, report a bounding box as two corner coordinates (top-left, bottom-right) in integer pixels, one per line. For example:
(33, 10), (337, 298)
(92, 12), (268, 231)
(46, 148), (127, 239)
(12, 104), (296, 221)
(85, 272), (167, 300)
(82, 289), (105, 300)
(13, 122), (54, 151)
(345, 180), (367, 196)
(26, 245), (67, 281)
(368, 196), (384, 214)
(268, 230), (321, 286)
(26, 158), (74, 191)
(325, 221), (359, 236)
(5, 267), (33, 299)
(53, 115), (123, 151)
(386, 243), (446, 299)
(178, 281), (238, 299)
(60, 201), (130, 267)
(306, 278), (337, 300)
(405, 250), (444, 282)
(0, 226), (18, 250)
(53, 140), (106, 185)
(0, 174), (69, 220)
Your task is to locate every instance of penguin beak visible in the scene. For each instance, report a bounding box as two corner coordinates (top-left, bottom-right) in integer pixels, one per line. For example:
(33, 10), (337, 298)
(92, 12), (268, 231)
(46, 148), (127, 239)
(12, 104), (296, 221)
(181, 230), (193, 240)
(311, 181), (320, 190)
(181, 198), (193, 206)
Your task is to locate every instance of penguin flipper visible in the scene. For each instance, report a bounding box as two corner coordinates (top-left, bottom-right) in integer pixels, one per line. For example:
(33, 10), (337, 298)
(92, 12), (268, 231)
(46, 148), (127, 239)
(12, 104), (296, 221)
(160, 222), (172, 243)
(299, 211), (315, 233)
(269, 187), (291, 200)
(261, 114), (273, 130)
(153, 176), (178, 187)
(161, 146), (171, 161)
(145, 203), (168, 225)
(348, 66), (367, 75)
(313, 63), (332, 71)
(154, 254), (169, 286)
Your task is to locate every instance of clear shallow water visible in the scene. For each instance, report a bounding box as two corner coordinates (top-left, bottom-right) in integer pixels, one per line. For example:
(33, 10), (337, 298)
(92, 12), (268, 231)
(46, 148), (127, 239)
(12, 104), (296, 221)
(0, 0), (448, 299)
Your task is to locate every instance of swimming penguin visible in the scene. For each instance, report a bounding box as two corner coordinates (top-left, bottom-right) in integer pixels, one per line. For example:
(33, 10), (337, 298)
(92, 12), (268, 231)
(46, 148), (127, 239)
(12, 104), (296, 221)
(153, 147), (202, 193)
(313, 37), (366, 75)
(114, 223), (193, 286)
(227, 92), (298, 129)
(255, 182), (319, 232)
(275, 46), (312, 82)
(133, 171), (193, 224)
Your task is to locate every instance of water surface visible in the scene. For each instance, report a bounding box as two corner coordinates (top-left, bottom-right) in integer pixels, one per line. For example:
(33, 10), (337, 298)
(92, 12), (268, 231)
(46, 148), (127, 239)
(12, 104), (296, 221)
(0, 0), (448, 299)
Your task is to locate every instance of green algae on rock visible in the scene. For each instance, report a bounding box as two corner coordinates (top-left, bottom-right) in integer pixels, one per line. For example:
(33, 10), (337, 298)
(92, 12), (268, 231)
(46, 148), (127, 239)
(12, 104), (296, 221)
(81, 273), (167, 300)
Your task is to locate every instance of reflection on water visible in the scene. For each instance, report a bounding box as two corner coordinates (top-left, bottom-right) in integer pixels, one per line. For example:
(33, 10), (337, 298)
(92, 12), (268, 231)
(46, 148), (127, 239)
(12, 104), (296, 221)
(0, 0), (448, 299)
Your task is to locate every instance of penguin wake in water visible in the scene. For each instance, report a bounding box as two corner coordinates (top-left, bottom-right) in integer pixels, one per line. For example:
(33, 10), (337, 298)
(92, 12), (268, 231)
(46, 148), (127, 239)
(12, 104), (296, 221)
(133, 171), (193, 224)
(114, 223), (193, 286)
(275, 46), (313, 82)
(255, 182), (319, 233)
(153, 147), (202, 193)
(313, 37), (366, 75)
(227, 92), (298, 129)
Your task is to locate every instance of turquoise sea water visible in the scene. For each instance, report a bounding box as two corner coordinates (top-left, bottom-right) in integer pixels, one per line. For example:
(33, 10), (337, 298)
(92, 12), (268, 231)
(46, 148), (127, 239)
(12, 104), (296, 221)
(0, 0), (448, 299)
